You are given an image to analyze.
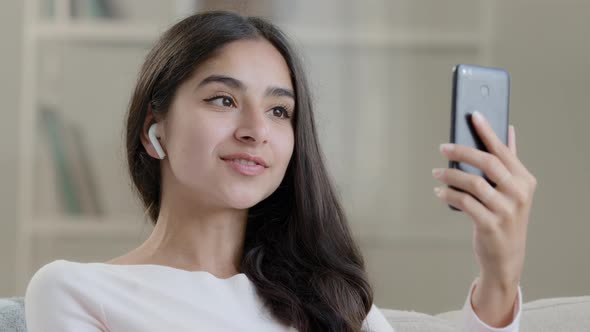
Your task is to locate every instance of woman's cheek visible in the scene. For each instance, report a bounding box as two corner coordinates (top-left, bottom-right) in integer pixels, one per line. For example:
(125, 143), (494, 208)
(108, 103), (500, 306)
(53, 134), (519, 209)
(277, 130), (295, 171)
(172, 125), (218, 176)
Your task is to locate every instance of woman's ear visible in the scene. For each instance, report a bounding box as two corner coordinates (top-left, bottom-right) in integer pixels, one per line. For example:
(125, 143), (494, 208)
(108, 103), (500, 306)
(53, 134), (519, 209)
(141, 106), (167, 160)
(148, 123), (166, 159)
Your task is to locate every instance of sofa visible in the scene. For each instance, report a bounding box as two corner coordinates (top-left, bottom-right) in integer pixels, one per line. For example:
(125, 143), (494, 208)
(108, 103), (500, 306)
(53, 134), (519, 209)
(2, 295), (590, 331)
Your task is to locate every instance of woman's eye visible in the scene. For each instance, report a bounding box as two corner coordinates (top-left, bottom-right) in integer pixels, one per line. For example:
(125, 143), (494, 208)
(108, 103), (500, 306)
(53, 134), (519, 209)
(271, 107), (291, 119)
(207, 96), (235, 108)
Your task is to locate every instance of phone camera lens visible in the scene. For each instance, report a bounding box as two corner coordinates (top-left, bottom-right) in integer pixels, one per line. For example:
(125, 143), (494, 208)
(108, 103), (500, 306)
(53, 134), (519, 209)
(481, 85), (489, 97)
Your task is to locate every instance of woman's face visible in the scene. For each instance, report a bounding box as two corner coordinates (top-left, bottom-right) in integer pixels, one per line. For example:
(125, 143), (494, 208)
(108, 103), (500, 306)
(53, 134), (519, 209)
(154, 39), (295, 210)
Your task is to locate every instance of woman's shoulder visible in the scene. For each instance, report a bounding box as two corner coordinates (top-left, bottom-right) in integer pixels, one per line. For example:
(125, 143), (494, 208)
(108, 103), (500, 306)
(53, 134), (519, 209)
(28, 260), (77, 284)
(24, 260), (110, 330)
(24, 260), (89, 316)
(30, 259), (94, 280)
(25, 259), (115, 302)
(363, 303), (395, 332)
(25, 260), (91, 297)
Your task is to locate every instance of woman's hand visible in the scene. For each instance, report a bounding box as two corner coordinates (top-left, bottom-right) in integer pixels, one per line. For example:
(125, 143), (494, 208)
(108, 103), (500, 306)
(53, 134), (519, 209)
(432, 111), (537, 326)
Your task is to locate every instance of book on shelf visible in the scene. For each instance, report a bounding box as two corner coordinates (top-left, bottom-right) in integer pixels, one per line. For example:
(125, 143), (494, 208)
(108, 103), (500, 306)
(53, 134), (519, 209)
(40, 0), (55, 19)
(39, 106), (104, 218)
(35, 119), (61, 217)
(41, 0), (112, 19)
(71, 0), (112, 19)
(64, 122), (104, 216)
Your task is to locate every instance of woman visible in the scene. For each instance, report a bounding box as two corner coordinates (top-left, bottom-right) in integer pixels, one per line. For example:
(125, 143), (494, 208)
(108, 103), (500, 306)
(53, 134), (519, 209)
(25, 11), (536, 332)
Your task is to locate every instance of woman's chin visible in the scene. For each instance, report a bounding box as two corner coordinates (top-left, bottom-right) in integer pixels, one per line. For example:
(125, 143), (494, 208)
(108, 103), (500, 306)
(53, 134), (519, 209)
(224, 192), (268, 210)
(215, 183), (278, 210)
(227, 199), (260, 210)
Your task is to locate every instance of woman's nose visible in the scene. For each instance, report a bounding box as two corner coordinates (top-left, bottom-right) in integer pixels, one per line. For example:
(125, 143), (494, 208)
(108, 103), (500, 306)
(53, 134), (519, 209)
(234, 108), (269, 145)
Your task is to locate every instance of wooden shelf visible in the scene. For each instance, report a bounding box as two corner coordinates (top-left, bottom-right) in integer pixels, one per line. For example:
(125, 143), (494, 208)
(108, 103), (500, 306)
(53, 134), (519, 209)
(32, 21), (480, 50)
(33, 21), (166, 44)
(281, 25), (480, 49)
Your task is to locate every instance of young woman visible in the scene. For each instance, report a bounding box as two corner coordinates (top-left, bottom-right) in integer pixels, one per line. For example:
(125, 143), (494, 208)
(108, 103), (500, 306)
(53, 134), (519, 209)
(25, 11), (537, 332)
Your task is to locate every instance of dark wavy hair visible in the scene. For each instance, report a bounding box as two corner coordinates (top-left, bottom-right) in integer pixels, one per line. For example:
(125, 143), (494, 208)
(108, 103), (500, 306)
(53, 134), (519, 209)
(125, 11), (374, 332)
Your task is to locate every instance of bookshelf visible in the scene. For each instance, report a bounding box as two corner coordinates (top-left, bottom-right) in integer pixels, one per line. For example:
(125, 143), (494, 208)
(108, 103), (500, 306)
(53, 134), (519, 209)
(16, 0), (493, 295)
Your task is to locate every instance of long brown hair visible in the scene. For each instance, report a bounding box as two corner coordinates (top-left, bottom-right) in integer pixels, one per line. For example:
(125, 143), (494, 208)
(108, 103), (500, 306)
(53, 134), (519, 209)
(125, 11), (374, 331)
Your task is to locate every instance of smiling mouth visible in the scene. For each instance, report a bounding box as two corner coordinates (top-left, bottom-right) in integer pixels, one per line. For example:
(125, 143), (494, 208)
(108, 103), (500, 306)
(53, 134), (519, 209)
(221, 158), (268, 176)
(221, 157), (264, 166)
(219, 153), (269, 168)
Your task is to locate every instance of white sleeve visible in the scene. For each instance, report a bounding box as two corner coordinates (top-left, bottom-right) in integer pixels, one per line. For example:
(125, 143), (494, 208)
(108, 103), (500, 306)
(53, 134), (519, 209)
(362, 303), (395, 332)
(461, 277), (522, 332)
(24, 261), (108, 332)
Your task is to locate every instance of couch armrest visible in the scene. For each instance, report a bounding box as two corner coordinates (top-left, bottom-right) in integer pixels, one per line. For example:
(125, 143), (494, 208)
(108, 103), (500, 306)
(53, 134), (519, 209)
(381, 308), (457, 332)
(435, 295), (590, 332)
(0, 297), (26, 332)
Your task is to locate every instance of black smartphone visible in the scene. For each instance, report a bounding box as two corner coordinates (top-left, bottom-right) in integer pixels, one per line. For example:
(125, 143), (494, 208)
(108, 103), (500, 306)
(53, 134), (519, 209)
(448, 64), (510, 211)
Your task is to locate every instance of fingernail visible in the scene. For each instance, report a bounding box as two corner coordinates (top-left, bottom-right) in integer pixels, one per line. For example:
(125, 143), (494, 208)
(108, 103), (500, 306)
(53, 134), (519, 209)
(472, 111), (484, 123)
(432, 168), (443, 178)
(440, 143), (453, 153)
(434, 187), (443, 197)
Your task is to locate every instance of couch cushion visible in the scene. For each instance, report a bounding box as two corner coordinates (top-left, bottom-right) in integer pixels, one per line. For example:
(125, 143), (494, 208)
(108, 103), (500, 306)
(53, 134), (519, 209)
(509, 295), (590, 332)
(382, 295), (590, 332)
(436, 295), (590, 332)
(0, 297), (26, 332)
(381, 309), (457, 332)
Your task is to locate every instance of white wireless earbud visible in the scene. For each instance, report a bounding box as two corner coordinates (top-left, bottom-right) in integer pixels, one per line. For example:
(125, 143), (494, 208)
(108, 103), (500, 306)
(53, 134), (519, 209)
(148, 123), (166, 159)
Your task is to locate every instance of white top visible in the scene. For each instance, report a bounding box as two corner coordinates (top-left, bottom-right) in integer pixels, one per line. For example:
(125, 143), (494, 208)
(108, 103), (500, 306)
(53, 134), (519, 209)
(25, 260), (522, 331)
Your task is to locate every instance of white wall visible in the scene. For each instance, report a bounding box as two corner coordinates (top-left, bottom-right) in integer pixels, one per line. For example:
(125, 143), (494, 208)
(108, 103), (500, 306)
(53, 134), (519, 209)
(492, 0), (590, 302)
(0, 0), (23, 297)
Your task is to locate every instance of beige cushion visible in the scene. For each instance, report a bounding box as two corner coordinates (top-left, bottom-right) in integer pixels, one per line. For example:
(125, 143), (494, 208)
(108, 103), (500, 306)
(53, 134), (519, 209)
(381, 295), (590, 332)
(380, 309), (457, 332)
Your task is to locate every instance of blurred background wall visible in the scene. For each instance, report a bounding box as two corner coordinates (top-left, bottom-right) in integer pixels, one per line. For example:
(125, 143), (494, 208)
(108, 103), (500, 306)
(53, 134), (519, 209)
(1, 0), (588, 315)
(0, 0), (23, 298)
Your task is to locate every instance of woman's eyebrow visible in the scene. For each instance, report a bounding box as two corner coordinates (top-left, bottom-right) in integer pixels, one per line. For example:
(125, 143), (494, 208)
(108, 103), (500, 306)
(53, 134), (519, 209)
(198, 74), (294, 101)
(265, 86), (294, 101)
(198, 75), (244, 90)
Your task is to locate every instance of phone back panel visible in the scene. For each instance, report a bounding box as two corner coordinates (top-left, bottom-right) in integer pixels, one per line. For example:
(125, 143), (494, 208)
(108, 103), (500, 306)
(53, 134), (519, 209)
(450, 64), (510, 183)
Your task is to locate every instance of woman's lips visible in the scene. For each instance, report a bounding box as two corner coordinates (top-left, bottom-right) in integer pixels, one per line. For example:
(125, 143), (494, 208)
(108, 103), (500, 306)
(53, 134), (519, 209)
(222, 158), (267, 176)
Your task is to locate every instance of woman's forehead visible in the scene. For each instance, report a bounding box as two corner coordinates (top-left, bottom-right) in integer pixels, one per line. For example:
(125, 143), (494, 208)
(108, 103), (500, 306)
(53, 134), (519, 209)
(190, 39), (293, 92)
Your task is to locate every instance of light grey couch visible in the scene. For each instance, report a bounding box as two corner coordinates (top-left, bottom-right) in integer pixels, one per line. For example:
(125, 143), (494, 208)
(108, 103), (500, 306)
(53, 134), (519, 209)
(2, 295), (590, 331)
(381, 295), (590, 331)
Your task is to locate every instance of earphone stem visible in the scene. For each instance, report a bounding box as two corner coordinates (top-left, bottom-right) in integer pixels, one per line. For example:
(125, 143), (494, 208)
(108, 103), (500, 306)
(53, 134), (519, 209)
(148, 123), (166, 159)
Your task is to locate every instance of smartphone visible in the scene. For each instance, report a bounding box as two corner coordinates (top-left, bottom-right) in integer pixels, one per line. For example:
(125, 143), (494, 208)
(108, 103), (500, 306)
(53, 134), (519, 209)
(448, 64), (510, 211)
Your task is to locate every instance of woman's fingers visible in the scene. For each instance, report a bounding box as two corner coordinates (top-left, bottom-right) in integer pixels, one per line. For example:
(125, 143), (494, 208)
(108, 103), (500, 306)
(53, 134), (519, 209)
(440, 144), (514, 191)
(471, 111), (525, 176)
(508, 125), (517, 156)
(434, 185), (497, 230)
(433, 168), (513, 216)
